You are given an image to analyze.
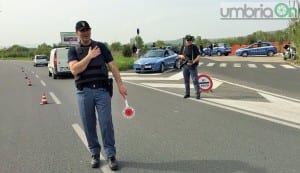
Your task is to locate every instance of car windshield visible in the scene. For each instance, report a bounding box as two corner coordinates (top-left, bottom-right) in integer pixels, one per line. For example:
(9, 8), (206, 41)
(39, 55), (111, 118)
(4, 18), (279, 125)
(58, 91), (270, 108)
(143, 50), (164, 58)
(36, 55), (47, 59)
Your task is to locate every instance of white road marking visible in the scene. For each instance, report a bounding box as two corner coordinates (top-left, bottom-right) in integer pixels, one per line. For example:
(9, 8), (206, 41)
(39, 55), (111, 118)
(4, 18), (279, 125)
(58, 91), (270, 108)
(124, 79), (300, 130)
(280, 64), (296, 69)
(206, 63), (215, 67)
(49, 92), (61, 104)
(248, 64), (257, 68)
(72, 124), (114, 173)
(233, 63), (241, 67)
(120, 72), (160, 76)
(142, 78), (223, 90)
(40, 80), (46, 87)
(206, 92), (300, 125)
(167, 72), (183, 80)
(35, 74), (39, 78)
(220, 63), (227, 67)
(263, 64), (275, 68)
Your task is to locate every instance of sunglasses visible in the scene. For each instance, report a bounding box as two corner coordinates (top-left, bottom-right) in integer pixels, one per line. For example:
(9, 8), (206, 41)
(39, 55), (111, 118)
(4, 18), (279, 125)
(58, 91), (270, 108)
(186, 39), (192, 41)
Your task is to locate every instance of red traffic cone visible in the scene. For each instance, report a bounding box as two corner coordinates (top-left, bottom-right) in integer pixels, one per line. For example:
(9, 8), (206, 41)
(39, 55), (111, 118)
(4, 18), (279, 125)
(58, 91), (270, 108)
(40, 93), (48, 105)
(27, 79), (32, 86)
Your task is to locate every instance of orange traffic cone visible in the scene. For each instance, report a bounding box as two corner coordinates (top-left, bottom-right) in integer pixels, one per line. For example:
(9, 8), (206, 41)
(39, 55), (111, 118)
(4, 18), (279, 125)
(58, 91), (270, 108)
(27, 79), (32, 86)
(40, 93), (48, 105)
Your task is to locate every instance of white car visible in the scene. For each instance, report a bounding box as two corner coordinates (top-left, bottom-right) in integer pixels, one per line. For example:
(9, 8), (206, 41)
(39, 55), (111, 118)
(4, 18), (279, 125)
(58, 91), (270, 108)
(33, 55), (48, 67)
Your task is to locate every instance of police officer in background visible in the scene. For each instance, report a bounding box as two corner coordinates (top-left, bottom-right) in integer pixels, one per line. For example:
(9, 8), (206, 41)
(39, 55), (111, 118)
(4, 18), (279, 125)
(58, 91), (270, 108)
(68, 20), (127, 170)
(178, 34), (201, 99)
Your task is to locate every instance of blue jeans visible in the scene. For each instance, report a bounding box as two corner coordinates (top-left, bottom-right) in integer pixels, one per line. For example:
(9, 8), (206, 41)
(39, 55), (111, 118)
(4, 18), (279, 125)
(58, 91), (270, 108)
(183, 65), (200, 97)
(76, 87), (116, 158)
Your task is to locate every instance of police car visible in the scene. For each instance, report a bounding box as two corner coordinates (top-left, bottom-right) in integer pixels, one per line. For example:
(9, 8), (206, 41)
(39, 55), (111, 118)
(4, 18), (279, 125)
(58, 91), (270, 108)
(236, 41), (277, 57)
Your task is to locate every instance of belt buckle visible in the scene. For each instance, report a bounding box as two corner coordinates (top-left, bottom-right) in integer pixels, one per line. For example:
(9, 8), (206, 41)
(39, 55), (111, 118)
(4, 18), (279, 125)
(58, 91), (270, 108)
(93, 84), (96, 88)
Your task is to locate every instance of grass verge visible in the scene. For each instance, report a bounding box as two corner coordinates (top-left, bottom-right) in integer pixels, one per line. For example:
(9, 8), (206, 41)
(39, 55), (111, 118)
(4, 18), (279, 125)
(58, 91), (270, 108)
(0, 55), (135, 71)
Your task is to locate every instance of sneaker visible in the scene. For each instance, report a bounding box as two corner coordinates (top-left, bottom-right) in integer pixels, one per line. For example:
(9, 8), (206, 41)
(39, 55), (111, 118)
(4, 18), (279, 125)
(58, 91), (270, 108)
(91, 154), (100, 168)
(196, 95), (200, 99)
(183, 94), (190, 98)
(108, 156), (118, 171)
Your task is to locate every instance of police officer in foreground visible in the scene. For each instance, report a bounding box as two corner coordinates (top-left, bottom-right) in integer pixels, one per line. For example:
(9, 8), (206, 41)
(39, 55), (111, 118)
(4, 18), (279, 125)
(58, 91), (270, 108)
(178, 34), (201, 99)
(68, 21), (127, 171)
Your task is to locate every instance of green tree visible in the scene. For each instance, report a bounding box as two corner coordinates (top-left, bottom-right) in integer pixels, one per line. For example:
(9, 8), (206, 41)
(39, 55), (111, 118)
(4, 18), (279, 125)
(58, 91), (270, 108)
(135, 36), (144, 49)
(110, 42), (122, 51)
(35, 43), (52, 57)
(195, 36), (202, 47)
(288, 19), (300, 60)
(155, 40), (165, 48)
(6, 45), (30, 57)
(122, 44), (132, 57)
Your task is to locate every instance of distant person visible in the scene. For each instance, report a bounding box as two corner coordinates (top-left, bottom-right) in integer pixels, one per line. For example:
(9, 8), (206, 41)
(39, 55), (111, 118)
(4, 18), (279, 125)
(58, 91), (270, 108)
(178, 35), (201, 99)
(199, 44), (204, 55)
(68, 20), (128, 171)
(209, 43), (213, 56)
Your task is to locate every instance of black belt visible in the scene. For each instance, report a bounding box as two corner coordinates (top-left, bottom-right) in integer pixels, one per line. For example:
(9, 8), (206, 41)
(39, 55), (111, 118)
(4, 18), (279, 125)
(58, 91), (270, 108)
(77, 81), (108, 90)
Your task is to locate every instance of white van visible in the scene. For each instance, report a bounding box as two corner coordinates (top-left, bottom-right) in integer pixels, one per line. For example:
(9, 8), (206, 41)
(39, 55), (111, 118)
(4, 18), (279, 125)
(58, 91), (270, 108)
(48, 47), (71, 79)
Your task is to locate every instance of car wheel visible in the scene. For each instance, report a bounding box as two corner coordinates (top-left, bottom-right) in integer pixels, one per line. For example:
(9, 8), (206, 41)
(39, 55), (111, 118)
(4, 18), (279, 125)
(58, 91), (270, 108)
(267, 51), (274, 57)
(242, 52), (248, 57)
(52, 73), (57, 79)
(224, 53), (229, 56)
(159, 63), (165, 73)
(217, 51), (222, 56)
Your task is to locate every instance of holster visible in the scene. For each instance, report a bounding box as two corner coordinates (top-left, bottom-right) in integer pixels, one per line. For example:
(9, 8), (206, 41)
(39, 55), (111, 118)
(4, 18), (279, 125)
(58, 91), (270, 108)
(106, 78), (113, 97)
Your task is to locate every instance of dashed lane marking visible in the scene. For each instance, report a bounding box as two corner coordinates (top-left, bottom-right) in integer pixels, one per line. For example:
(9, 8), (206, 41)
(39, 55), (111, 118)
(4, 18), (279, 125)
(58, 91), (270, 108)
(248, 64), (257, 68)
(49, 92), (61, 104)
(220, 63), (227, 67)
(280, 64), (296, 69)
(40, 80), (46, 87)
(263, 64), (275, 68)
(233, 63), (241, 67)
(206, 62), (215, 67)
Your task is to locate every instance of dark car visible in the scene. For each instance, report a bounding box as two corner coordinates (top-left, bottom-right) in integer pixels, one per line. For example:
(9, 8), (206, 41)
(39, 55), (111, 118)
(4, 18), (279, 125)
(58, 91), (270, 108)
(133, 49), (180, 73)
(236, 41), (277, 57)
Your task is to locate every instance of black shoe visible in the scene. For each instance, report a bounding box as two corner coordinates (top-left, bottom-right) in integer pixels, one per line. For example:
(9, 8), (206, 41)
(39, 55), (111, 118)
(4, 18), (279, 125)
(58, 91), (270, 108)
(196, 95), (200, 99)
(91, 154), (100, 168)
(108, 156), (118, 171)
(183, 94), (190, 98)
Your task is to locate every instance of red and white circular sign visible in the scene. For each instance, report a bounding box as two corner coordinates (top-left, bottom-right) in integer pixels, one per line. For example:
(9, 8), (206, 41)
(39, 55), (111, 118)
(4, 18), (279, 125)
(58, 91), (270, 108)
(198, 74), (213, 92)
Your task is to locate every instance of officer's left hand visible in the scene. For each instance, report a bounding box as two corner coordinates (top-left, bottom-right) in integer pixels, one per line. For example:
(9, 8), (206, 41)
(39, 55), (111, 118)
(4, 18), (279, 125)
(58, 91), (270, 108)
(118, 84), (127, 99)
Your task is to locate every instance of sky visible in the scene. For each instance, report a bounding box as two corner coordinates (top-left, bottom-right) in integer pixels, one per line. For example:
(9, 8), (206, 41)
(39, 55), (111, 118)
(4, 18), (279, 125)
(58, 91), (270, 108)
(0, 0), (294, 48)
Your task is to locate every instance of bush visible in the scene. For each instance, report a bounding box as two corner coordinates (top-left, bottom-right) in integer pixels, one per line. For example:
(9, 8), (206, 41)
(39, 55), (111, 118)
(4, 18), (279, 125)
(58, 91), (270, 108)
(122, 44), (132, 57)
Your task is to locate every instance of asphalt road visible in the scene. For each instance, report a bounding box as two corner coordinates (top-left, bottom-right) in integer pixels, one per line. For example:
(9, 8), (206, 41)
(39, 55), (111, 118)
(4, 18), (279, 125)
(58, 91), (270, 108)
(0, 59), (299, 173)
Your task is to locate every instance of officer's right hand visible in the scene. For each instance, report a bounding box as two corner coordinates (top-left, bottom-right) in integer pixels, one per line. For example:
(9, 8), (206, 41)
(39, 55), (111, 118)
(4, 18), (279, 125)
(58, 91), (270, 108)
(88, 46), (101, 59)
